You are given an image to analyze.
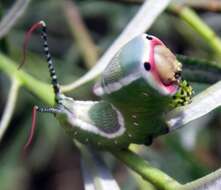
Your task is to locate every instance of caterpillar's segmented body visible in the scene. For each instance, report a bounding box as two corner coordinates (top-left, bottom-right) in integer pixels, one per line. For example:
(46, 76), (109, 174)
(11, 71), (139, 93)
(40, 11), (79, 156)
(22, 21), (192, 149)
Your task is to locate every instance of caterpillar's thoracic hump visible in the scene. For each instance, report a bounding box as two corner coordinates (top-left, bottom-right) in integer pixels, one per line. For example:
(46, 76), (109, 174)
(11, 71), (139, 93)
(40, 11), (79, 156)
(22, 21), (192, 149)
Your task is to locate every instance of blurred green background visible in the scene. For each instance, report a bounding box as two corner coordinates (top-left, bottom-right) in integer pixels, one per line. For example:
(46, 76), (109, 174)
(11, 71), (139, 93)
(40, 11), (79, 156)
(1, 0), (221, 190)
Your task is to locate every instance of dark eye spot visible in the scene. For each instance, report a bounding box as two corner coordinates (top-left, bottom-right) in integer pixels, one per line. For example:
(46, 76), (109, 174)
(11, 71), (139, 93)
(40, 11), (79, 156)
(175, 71), (181, 79)
(144, 62), (151, 71)
(146, 35), (153, 40)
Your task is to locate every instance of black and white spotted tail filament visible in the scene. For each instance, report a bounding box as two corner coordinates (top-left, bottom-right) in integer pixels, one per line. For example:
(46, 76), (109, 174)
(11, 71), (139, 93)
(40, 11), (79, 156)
(40, 21), (61, 104)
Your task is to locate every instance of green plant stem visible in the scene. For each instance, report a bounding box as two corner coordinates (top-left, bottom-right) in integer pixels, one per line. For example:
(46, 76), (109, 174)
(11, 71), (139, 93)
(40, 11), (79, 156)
(177, 54), (221, 84)
(183, 168), (221, 190)
(131, 171), (157, 190)
(63, 0), (98, 69)
(0, 78), (20, 141)
(111, 149), (183, 190)
(168, 5), (221, 57)
(0, 53), (54, 105)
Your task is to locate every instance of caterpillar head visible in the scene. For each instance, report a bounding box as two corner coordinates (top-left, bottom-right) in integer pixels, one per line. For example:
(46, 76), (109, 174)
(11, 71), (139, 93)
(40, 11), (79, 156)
(140, 34), (182, 95)
(94, 34), (185, 98)
(93, 33), (191, 106)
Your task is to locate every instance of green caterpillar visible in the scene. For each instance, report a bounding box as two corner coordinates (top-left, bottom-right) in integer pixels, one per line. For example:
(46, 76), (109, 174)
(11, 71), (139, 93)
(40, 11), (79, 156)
(22, 21), (193, 150)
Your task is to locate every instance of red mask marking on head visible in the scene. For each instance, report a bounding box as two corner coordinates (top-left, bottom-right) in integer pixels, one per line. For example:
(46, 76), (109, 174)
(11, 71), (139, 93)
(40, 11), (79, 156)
(148, 37), (177, 94)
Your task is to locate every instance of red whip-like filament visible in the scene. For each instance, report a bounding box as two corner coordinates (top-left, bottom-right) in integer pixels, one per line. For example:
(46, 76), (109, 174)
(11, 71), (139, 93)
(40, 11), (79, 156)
(23, 106), (38, 151)
(18, 21), (44, 69)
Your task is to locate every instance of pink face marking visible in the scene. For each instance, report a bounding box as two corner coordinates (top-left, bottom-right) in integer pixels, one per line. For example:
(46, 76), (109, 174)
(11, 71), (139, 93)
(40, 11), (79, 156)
(148, 36), (177, 94)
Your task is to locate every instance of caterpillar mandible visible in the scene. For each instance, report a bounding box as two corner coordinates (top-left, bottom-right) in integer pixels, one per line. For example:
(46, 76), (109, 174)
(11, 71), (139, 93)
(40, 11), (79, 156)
(22, 21), (193, 150)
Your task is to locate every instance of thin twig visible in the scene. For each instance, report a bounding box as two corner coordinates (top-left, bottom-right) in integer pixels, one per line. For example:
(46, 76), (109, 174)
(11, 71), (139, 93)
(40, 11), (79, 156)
(182, 0), (221, 12)
(0, 0), (31, 39)
(61, 0), (171, 92)
(63, 0), (98, 69)
(0, 78), (20, 141)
